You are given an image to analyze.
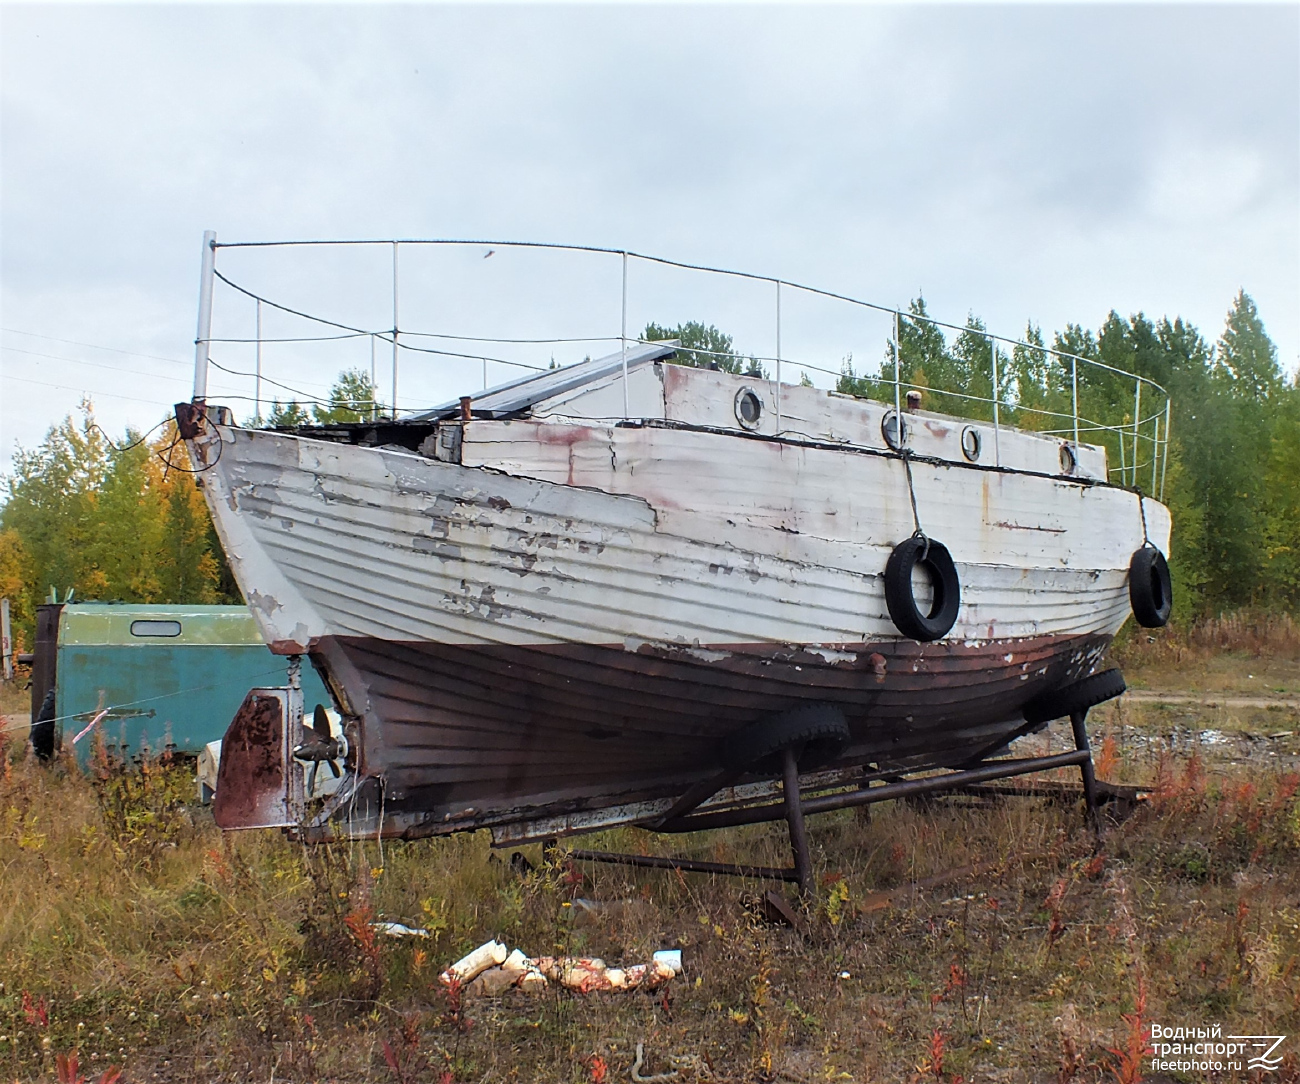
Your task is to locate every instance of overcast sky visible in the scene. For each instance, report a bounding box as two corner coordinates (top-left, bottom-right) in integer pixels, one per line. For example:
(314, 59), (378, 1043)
(2, 3), (1297, 476)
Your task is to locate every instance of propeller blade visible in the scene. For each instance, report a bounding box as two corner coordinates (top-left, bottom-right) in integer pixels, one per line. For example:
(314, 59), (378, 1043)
(328, 759), (341, 778)
(312, 704), (331, 741)
(307, 761), (319, 796)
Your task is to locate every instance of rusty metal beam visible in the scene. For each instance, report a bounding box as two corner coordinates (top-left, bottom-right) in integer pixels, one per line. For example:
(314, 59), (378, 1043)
(568, 848), (799, 882)
(782, 746), (813, 893)
(660, 750), (1091, 833)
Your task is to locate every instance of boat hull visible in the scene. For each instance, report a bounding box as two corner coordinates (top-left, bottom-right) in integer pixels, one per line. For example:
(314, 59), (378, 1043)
(185, 394), (1168, 839)
(314, 629), (1108, 831)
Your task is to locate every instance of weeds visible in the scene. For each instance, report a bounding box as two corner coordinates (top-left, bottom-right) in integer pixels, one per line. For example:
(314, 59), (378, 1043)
(380, 1014), (427, 1084)
(0, 679), (1297, 1081)
(1113, 609), (1300, 668)
(54, 1051), (122, 1084)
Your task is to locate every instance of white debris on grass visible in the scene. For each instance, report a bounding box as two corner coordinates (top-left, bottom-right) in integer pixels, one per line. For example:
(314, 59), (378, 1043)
(371, 922), (431, 938)
(441, 939), (684, 997)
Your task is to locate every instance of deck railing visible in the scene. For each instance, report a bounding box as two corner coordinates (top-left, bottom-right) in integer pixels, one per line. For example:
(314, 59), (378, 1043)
(192, 234), (1171, 499)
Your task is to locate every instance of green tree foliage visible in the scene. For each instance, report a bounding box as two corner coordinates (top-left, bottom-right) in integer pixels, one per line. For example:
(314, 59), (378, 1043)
(833, 292), (1297, 618)
(1262, 389), (1300, 602)
(0, 402), (237, 646)
(1008, 323), (1066, 431)
(312, 368), (383, 424)
(266, 399), (311, 428)
(644, 321), (763, 376)
(838, 298), (959, 406)
(0, 528), (33, 651)
(1218, 290), (1283, 402)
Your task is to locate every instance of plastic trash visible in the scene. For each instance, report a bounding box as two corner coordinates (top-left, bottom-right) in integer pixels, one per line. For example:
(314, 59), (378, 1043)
(440, 939), (507, 985)
(442, 942), (682, 996)
(371, 922), (430, 938)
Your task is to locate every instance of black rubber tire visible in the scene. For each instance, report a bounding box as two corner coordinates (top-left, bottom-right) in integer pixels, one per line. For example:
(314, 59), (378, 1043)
(721, 703), (851, 774)
(1023, 668), (1127, 726)
(884, 536), (961, 642)
(31, 687), (56, 761)
(1129, 546), (1172, 628)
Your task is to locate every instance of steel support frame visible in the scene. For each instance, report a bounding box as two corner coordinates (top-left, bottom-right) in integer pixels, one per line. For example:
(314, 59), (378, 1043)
(571, 713), (1103, 894)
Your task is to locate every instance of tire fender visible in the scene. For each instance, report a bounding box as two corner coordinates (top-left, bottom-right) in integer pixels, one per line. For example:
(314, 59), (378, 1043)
(1129, 546), (1172, 628)
(721, 703), (851, 775)
(1023, 668), (1127, 726)
(884, 536), (961, 641)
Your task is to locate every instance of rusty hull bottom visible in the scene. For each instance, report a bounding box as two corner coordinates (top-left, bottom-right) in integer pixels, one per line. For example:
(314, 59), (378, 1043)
(306, 631), (1110, 840)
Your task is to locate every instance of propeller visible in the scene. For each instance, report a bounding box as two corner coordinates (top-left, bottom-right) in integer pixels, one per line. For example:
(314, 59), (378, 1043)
(293, 704), (346, 797)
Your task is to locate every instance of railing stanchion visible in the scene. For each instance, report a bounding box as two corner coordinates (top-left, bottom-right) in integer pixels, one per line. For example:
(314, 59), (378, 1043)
(1160, 399), (1172, 501)
(621, 251), (629, 420)
(192, 229), (216, 401)
(369, 334), (377, 421)
(254, 298), (263, 423)
(775, 280), (782, 435)
(1131, 380), (1141, 487)
(893, 310), (903, 447)
(1071, 356), (1079, 451)
(990, 335), (1001, 467)
(391, 242), (400, 420)
(1151, 413), (1160, 493)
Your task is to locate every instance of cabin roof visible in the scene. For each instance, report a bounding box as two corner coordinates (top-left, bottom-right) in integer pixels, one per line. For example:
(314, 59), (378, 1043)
(412, 340), (677, 420)
(58, 603), (267, 647)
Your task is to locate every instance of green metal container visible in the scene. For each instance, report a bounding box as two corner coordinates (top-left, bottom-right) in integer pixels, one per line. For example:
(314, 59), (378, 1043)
(52, 603), (332, 762)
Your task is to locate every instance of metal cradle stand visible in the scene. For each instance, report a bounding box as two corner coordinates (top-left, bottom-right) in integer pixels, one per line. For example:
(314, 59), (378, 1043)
(570, 704), (1120, 896)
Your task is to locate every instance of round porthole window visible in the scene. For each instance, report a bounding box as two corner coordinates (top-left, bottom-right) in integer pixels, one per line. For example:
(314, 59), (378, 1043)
(734, 387), (763, 430)
(960, 426), (982, 462)
(882, 410), (910, 451)
(1059, 443), (1077, 475)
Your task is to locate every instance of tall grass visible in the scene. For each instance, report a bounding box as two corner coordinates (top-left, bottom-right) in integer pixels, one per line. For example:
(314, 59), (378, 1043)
(2, 723), (1298, 1081)
(1113, 610), (1300, 670)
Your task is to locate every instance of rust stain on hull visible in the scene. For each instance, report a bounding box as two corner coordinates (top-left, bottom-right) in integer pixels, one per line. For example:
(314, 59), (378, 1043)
(213, 691), (291, 829)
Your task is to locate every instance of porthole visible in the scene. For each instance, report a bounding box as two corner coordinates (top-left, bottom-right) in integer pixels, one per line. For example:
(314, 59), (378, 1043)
(130, 619), (182, 638)
(1059, 443), (1077, 475)
(882, 410), (910, 451)
(734, 387), (763, 430)
(960, 426), (982, 462)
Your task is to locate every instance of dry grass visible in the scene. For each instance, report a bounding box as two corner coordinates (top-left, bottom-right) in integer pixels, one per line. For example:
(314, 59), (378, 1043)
(1, 653), (1299, 1083)
(1113, 612), (1300, 693)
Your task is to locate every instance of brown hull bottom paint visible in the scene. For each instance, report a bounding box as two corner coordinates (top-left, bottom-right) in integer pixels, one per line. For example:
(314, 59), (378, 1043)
(304, 631), (1111, 837)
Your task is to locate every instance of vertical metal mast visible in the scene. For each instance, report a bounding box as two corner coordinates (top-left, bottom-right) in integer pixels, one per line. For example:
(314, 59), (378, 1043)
(391, 242), (400, 419)
(1071, 357), (1079, 450)
(990, 335), (1001, 467)
(254, 299), (263, 422)
(621, 251), (629, 419)
(192, 230), (216, 401)
(1160, 400), (1172, 500)
(775, 280), (782, 435)
(369, 334), (377, 421)
(1131, 380), (1141, 487)
(893, 310), (903, 446)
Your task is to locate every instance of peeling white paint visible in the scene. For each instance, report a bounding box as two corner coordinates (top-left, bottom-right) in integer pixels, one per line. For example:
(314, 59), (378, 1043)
(187, 364), (1169, 659)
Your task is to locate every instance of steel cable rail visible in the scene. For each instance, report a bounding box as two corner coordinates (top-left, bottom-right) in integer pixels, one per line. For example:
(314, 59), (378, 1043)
(195, 236), (1172, 496)
(209, 237), (1173, 396)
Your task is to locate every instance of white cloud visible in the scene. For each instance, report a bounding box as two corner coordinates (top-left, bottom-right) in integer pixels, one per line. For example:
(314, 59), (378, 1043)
(2, 3), (1297, 471)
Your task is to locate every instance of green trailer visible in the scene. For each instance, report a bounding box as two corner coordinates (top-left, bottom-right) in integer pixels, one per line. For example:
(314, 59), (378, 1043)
(31, 602), (332, 763)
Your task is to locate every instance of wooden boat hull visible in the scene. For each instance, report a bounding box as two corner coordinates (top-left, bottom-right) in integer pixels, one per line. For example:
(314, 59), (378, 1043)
(314, 630), (1108, 834)
(184, 361), (1169, 840)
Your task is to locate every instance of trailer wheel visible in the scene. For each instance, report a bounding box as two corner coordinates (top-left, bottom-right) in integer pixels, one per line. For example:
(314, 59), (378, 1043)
(1129, 546), (1172, 628)
(884, 536), (961, 641)
(721, 703), (851, 774)
(1023, 668), (1127, 726)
